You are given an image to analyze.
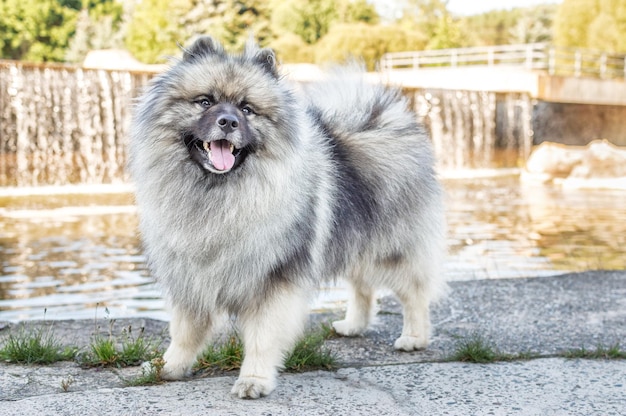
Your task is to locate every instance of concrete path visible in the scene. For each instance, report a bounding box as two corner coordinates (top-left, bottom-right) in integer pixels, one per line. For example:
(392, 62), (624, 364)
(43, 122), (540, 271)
(1, 271), (625, 415)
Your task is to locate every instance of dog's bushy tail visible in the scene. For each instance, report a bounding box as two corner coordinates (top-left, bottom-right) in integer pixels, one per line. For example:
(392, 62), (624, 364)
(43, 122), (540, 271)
(303, 66), (422, 143)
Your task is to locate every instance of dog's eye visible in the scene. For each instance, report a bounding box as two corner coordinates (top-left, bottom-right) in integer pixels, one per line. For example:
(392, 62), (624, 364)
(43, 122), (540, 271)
(195, 97), (213, 108)
(241, 104), (254, 115)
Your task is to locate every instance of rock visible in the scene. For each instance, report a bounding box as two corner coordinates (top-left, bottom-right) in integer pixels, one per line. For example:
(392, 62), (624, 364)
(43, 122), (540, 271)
(522, 139), (626, 188)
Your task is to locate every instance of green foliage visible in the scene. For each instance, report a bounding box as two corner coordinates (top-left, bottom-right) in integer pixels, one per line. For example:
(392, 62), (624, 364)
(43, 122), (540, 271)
(270, 0), (339, 45)
(0, 0), (78, 61)
(184, 0), (273, 52)
(196, 324), (336, 374)
(449, 334), (499, 363)
(270, 32), (314, 63)
(426, 15), (465, 49)
(81, 323), (161, 368)
(270, 0), (379, 46)
(65, 0), (124, 62)
(564, 343), (626, 359)
(314, 23), (427, 70)
(284, 323), (336, 372)
(124, 0), (192, 63)
(125, 357), (166, 386)
(554, 0), (626, 52)
(462, 5), (557, 46)
(0, 325), (76, 364)
(197, 334), (245, 372)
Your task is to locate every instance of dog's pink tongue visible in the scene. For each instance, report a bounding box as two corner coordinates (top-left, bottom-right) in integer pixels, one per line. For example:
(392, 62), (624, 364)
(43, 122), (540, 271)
(209, 140), (235, 171)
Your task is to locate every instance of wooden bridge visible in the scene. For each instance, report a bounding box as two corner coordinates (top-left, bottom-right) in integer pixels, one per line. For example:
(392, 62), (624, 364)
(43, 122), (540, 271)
(379, 43), (626, 106)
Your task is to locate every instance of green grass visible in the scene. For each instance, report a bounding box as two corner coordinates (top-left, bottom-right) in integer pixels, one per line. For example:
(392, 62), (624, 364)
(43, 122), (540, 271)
(449, 334), (500, 363)
(195, 323), (337, 374)
(447, 333), (538, 363)
(564, 343), (626, 360)
(124, 357), (166, 387)
(285, 323), (336, 372)
(0, 325), (76, 364)
(196, 334), (245, 372)
(448, 334), (626, 363)
(81, 323), (162, 368)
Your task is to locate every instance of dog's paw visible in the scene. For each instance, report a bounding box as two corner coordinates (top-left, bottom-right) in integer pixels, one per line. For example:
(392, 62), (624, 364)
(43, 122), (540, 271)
(394, 335), (429, 351)
(158, 360), (191, 380)
(231, 376), (275, 399)
(332, 319), (365, 337)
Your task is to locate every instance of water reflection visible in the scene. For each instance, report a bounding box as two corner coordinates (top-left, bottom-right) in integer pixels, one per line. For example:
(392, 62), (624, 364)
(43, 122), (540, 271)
(445, 174), (626, 279)
(1, 175), (625, 322)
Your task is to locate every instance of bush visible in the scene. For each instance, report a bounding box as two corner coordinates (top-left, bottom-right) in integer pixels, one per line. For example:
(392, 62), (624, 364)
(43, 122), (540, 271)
(314, 23), (428, 70)
(270, 32), (315, 63)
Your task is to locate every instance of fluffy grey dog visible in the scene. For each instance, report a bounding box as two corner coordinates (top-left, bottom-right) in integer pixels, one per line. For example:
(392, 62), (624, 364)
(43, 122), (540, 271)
(128, 36), (446, 399)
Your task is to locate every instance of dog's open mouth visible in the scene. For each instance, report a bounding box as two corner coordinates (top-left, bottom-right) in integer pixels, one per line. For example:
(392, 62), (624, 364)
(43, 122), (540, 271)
(202, 139), (238, 171)
(186, 135), (248, 174)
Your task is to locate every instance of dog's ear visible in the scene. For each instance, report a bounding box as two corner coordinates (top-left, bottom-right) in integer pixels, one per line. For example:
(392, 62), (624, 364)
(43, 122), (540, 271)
(244, 37), (279, 78)
(182, 36), (225, 62)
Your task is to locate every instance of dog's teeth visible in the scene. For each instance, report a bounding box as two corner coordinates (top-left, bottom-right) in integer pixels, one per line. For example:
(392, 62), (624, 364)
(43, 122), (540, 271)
(229, 143), (234, 153)
(203, 142), (210, 152)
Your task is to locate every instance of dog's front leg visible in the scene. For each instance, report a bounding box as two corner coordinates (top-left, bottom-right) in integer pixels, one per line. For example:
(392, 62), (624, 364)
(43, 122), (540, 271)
(161, 306), (213, 380)
(231, 286), (309, 399)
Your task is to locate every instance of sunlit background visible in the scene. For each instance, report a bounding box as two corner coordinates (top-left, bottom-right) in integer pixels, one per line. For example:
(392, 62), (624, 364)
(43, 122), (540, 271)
(1, 0), (625, 322)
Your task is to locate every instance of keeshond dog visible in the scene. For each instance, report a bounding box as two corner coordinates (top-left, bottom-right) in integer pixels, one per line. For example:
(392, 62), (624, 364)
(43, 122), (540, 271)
(128, 36), (446, 399)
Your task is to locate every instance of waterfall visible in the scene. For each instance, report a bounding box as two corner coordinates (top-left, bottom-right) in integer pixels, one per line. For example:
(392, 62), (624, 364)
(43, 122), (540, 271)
(0, 62), (537, 187)
(414, 89), (534, 171)
(0, 62), (152, 187)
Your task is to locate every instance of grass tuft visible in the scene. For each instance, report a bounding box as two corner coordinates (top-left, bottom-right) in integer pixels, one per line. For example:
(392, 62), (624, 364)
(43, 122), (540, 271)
(124, 357), (166, 387)
(0, 325), (76, 364)
(81, 321), (161, 368)
(564, 343), (626, 360)
(196, 334), (245, 373)
(195, 323), (337, 374)
(449, 334), (500, 363)
(285, 324), (336, 372)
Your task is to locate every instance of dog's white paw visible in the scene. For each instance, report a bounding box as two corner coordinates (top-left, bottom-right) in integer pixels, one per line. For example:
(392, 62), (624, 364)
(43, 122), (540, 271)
(332, 319), (365, 337)
(159, 358), (192, 380)
(394, 335), (429, 351)
(231, 376), (275, 399)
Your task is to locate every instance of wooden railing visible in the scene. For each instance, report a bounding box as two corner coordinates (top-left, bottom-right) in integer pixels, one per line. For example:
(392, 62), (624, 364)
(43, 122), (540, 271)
(380, 43), (626, 79)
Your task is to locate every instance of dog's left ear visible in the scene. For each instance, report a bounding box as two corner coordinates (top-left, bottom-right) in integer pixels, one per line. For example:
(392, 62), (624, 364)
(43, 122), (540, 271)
(244, 38), (279, 78)
(182, 36), (225, 62)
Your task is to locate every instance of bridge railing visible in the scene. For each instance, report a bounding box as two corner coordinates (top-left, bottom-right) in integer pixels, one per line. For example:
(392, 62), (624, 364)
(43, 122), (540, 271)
(380, 43), (626, 79)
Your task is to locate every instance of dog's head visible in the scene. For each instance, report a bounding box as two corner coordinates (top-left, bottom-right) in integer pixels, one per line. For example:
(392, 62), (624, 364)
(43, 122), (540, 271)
(133, 36), (300, 176)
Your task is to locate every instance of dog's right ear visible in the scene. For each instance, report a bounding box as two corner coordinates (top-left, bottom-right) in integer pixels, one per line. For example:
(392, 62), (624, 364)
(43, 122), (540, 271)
(182, 36), (225, 62)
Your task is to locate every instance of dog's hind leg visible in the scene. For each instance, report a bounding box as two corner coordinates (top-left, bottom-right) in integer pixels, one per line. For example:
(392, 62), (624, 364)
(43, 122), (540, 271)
(231, 286), (309, 399)
(161, 306), (212, 380)
(332, 267), (374, 336)
(392, 280), (432, 351)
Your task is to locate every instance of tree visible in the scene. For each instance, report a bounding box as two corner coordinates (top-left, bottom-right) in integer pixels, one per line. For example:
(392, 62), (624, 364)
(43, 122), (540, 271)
(509, 5), (556, 44)
(184, 0), (272, 51)
(0, 0), (78, 61)
(553, 0), (626, 52)
(270, 0), (339, 45)
(65, 0), (124, 63)
(314, 23), (427, 70)
(553, 0), (599, 49)
(124, 0), (191, 63)
(398, 0), (470, 50)
(586, 0), (626, 52)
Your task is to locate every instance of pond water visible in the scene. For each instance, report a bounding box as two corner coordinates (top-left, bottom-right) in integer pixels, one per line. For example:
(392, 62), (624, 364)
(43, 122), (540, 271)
(1, 174), (625, 322)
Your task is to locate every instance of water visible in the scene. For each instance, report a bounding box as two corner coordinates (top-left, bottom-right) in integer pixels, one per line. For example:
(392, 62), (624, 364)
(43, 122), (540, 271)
(2, 174), (625, 322)
(1, 62), (624, 322)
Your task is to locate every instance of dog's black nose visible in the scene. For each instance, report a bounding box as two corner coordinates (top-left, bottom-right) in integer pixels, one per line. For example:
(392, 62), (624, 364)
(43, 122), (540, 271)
(216, 114), (239, 133)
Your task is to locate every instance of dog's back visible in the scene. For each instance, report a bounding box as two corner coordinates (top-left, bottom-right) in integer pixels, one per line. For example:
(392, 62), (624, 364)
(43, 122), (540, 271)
(303, 70), (447, 350)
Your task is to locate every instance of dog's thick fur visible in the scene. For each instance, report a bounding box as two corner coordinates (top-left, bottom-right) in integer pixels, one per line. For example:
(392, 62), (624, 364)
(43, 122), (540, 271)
(128, 36), (446, 399)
